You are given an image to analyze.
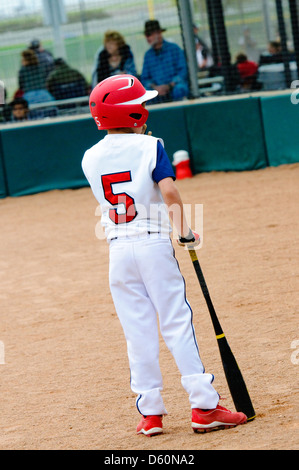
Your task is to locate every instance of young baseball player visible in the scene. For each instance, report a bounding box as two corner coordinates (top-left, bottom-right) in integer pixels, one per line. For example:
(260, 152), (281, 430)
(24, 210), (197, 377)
(82, 75), (247, 436)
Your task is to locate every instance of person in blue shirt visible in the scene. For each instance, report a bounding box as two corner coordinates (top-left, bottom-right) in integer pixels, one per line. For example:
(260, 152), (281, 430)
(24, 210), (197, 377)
(141, 20), (189, 104)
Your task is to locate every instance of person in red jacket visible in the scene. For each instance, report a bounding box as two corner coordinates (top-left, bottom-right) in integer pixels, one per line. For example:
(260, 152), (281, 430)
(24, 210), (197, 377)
(235, 53), (259, 91)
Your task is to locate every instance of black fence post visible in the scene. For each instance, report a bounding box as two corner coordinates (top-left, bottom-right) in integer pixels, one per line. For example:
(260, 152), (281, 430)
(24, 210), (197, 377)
(206, 0), (219, 67)
(289, 0), (299, 79)
(176, 0), (200, 98)
(275, 0), (292, 86)
(208, 0), (235, 92)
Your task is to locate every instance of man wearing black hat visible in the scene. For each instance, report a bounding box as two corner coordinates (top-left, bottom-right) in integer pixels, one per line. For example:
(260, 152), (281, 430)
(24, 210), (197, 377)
(141, 20), (189, 103)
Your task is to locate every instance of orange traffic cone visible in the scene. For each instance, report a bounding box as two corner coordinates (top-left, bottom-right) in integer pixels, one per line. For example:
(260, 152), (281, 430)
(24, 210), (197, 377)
(173, 150), (193, 179)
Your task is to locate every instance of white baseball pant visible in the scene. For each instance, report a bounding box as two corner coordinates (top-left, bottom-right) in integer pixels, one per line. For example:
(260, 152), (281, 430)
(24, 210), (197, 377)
(109, 234), (219, 416)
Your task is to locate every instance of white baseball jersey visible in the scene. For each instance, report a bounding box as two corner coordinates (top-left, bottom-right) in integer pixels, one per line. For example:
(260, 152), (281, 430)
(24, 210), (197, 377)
(82, 134), (174, 241)
(82, 133), (219, 416)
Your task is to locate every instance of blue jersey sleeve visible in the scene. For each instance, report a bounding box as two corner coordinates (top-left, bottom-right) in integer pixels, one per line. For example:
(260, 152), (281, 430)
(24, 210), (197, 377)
(152, 140), (176, 183)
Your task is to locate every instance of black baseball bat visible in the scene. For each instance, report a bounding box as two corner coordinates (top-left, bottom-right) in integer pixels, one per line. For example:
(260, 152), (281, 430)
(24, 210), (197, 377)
(188, 248), (256, 421)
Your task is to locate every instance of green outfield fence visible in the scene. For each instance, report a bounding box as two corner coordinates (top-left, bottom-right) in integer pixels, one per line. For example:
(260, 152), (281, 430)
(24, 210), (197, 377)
(0, 89), (298, 198)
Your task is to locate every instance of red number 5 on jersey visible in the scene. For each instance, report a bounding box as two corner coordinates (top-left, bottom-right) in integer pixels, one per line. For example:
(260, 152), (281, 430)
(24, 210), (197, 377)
(101, 171), (138, 224)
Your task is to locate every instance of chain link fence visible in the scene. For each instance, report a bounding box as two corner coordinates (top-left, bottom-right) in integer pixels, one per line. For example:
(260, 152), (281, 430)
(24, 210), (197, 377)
(0, 0), (298, 123)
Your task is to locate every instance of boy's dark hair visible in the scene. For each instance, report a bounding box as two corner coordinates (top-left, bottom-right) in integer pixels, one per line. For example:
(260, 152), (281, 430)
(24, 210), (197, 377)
(10, 97), (29, 109)
(54, 57), (66, 66)
(269, 40), (282, 52)
(236, 53), (248, 63)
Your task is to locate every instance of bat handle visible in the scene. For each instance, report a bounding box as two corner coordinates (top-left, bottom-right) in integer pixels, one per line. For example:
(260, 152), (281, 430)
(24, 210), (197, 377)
(188, 249), (224, 337)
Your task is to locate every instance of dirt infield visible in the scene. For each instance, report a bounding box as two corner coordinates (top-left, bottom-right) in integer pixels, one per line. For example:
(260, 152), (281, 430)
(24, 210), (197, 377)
(0, 163), (298, 450)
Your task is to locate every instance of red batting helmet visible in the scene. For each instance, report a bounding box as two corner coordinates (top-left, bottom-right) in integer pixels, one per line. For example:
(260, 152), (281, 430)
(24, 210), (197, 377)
(89, 75), (158, 130)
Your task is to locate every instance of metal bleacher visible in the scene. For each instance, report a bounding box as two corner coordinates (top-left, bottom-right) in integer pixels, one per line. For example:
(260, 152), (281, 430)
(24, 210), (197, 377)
(28, 95), (90, 119)
(27, 78), (226, 120)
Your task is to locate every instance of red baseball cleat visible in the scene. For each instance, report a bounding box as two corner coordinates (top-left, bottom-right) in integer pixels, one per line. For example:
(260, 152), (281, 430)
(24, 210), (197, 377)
(136, 415), (163, 436)
(191, 405), (247, 433)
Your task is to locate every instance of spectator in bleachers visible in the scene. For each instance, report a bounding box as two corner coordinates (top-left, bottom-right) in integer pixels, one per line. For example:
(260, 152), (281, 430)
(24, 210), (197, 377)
(18, 49), (54, 104)
(19, 49), (47, 91)
(46, 58), (89, 100)
(238, 27), (259, 63)
(193, 23), (213, 71)
(141, 19), (189, 104)
(9, 97), (30, 122)
(209, 52), (241, 93)
(235, 52), (260, 91)
(259, 41), (283, 65)
(259, 40), (294, 66)
(91, 30), (137, 88)
(29, 38), (55, 77)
